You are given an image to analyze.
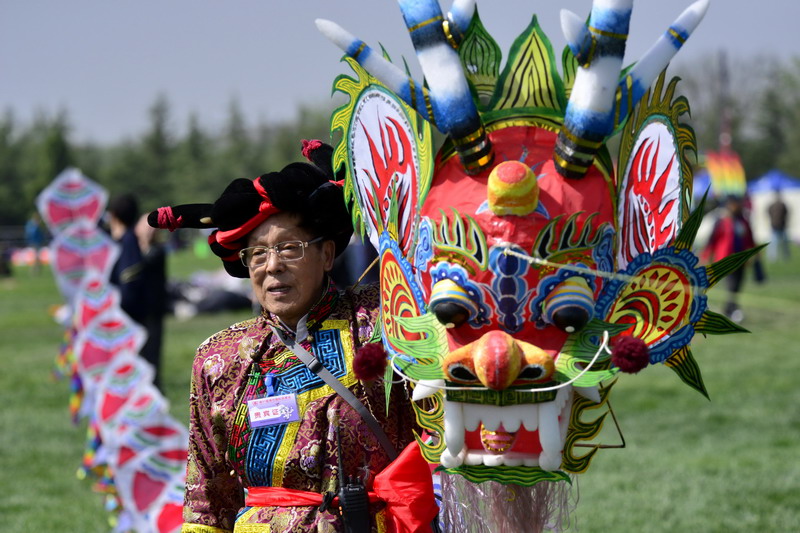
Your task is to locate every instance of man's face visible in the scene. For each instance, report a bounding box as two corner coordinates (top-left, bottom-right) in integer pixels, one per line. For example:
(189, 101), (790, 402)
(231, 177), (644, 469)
(247, 212), (335, 329)
(727, 197), (743, 216)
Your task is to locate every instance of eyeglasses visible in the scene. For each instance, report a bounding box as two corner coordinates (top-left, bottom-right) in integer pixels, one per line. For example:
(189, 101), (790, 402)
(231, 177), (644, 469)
(239, 237), (324, 268)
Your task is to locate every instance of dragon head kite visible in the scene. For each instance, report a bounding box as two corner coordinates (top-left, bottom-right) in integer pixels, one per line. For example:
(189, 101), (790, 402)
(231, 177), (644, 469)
(319, 0), (759, 528)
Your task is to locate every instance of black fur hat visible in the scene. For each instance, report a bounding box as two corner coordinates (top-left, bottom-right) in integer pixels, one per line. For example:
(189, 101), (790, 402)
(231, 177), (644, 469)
(148, 140), (352, 278)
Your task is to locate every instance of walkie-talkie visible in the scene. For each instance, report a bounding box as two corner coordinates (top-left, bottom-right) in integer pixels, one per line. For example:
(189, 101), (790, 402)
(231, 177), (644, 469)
(336, 426), (370, 533)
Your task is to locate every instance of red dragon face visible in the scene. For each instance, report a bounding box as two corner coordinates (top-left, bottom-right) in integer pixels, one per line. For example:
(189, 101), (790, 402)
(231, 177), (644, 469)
(325, 0), (736, 493)
(412, 125), (616, 473)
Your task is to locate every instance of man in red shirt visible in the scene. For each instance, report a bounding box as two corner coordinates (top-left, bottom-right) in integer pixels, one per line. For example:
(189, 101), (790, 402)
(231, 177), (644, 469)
(702, 195), (764, 322)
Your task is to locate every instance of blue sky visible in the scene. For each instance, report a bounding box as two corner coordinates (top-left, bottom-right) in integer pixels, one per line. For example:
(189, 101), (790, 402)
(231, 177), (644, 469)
(1, 0), (794, 144)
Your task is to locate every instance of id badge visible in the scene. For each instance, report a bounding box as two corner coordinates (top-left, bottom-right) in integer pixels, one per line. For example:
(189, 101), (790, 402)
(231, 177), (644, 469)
(247, 393), (301, 428)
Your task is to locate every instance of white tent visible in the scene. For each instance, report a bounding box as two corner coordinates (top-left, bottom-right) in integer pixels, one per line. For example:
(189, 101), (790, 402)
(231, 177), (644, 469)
(747, 169), (800, 245)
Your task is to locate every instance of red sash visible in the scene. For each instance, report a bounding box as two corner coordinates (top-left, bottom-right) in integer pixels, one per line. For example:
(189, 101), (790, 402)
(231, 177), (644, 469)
(246, 441), (438, 533)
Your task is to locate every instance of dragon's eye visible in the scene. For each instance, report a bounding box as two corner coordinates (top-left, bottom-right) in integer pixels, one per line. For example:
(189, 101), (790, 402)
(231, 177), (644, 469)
(429, 279), (477, 328)
(448, 363), (479, 383)
(431, 301), (470, 328)
(543, 276), (595, 333)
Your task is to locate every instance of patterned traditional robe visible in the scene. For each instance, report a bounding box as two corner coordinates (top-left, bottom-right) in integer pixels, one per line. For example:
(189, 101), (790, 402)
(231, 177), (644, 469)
(181, 282), (419, 532)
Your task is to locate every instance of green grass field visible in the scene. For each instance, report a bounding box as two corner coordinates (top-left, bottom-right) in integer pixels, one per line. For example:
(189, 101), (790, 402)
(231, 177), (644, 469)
(1, 246), (798, 532)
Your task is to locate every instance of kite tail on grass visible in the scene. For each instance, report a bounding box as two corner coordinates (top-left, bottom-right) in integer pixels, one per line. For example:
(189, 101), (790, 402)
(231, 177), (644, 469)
(53, 328), (76, 380)
(69, 366), (84, 424)
(78, 421), (103, 480)
(440, 472), (577, 532)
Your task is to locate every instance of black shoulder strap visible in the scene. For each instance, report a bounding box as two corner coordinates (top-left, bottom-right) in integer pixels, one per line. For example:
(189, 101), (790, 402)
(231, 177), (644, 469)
(270, 322), (398, 460)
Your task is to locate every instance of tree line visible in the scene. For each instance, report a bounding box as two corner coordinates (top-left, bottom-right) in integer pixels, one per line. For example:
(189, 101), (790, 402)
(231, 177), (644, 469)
(0, 96), (332, 226)
(2, 54), (798, 226)
(682, 54), (800, 178)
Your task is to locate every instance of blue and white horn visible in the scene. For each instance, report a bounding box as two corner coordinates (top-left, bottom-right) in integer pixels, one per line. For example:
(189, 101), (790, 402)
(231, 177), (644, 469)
(555, 0), (709, 179)
(619, 0), (709, 118)
(443, 0), (476, 47)
(317, 0), (493, 175)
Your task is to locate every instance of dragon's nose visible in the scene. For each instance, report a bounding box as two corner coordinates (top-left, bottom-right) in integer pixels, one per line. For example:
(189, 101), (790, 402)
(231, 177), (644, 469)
(473, 330), (524, 390)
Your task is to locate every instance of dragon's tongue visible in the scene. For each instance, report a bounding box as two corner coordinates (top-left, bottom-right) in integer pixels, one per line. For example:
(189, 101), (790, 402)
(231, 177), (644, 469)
(480, 423), (517, 454)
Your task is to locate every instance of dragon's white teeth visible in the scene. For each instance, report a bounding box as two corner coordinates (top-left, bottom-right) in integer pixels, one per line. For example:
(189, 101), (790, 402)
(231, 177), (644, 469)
(460, 403), (538, 433)
(537, 399), (563, 471)
(554, 385), (573, 410)
(574, 385), (601, 403)
(500, 405), (523, 432)
(539, 451), (561, 471)
(443, 399), (465, 458)
(523, 456), (539, 467)
(482, 454), (505, 467)
(557, 387), (574, 443)
(480, 410), (502, 431)
(560, 393), (574, 442)
(412, 379), (444, 401)
(464, 404), (502, 431)
(500, 418), (522, 432)
(463, 403), (483, 432)
(461, 452), (535, 467)
(440, 448), (464, 468)
(521, 405), (539, 432)
(443, 393), (571, 470)
(503, 456), (524, 467)
(464, 451), (496, 466)
(464, 452), (484, 466)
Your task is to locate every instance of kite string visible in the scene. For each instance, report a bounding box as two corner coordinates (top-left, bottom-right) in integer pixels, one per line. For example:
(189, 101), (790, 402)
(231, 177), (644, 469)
(499, 247), (712, 294)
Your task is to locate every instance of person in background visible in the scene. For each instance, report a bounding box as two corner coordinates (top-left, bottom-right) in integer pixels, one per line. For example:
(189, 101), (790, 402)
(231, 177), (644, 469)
(24, 212), (47, 274)
(108, 194), (167, 388)
(108, 194), (147, 323)
(148, 140), (436, 532)
(0, 243), (12, 277)
(329, 233), (379, 288)
(767, 190), (790, 261)
(702, 194), (764, 323)
(135, 214), (168, 389)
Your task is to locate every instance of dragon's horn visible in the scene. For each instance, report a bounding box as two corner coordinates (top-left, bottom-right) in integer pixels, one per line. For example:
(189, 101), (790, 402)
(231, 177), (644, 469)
(555, 0), (634, 179)
(614, 0), (710, 125)
(317, 0), (492, 175)
(316, 18), (428, 115)
(555, 0), (708, 179)
(443, 0), (477, 46)
(561, 9), (593, 65)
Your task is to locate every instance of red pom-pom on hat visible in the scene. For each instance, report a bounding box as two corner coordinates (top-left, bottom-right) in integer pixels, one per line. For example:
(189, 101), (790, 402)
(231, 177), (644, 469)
(301, 139), (323, 162)
(611, 335), (650, 374)
(353, 343), (388, 382)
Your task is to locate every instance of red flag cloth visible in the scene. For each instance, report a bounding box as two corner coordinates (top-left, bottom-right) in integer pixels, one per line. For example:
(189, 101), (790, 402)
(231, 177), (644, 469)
(246, 441), (437, 533)
(371, 441), (438, 533)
